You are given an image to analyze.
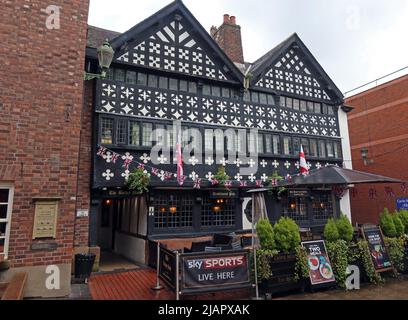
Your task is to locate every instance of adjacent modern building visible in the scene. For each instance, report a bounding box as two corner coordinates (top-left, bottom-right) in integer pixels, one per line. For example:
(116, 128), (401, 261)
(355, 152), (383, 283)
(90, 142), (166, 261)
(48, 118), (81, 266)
(346, 74), (408, 224)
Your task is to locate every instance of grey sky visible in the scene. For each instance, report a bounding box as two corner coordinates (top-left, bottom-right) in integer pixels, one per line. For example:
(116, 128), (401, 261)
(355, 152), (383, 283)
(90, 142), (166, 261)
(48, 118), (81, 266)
(88, 0), (408, 95)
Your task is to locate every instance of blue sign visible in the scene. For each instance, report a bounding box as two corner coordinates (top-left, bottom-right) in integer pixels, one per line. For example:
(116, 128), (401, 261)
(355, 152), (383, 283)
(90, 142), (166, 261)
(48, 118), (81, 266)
(396, 198), (408, 210)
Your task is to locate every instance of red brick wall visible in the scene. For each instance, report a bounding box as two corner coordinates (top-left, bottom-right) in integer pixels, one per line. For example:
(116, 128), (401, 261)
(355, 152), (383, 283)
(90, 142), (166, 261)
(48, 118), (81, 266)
(0, 0), (89, 267)
(346, 75), (408, 225)
(74, 81), (94, 247)
(211, 15), (244, 64)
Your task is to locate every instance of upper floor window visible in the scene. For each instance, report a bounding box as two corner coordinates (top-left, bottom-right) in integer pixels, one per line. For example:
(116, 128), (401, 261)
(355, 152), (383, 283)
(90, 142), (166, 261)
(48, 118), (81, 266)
(279, 96), (335, 115)
(101, 118), (114, 145)
(0, 185), (13, 259)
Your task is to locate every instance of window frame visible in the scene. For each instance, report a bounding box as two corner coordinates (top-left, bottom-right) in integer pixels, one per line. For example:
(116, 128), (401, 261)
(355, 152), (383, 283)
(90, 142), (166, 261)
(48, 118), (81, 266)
(0, 185), (14, 259)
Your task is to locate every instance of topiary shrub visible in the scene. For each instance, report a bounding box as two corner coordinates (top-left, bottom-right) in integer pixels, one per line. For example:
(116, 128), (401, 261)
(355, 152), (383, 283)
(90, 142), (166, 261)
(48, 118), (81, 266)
(392, 213), (405, 237)
(324, 218), (339, 242)
(273, 217), (301, 253)
(398, 210), (408, 234)
(336, 214), (354, 242)
(380, 208), (397, 238)
(256, 218), (276, 251)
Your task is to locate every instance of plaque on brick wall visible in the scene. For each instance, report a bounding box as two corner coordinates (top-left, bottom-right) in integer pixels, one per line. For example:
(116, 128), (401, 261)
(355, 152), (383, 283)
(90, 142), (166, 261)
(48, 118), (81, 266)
(32, 200), (59, 239)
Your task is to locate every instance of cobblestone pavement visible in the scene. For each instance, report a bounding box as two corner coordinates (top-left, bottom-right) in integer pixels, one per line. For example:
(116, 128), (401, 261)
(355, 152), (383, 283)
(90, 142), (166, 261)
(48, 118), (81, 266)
(276, 276), (408, 300)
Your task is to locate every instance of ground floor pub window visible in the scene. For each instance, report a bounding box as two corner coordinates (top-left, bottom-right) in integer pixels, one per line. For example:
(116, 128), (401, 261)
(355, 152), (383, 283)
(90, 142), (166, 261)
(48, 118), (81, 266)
(153, 194), (193, 229)
(282, 196), (308, 223)
(0, 185), (13, 259)
(202, 197), (235, 228)
(313, 192), (334, 221)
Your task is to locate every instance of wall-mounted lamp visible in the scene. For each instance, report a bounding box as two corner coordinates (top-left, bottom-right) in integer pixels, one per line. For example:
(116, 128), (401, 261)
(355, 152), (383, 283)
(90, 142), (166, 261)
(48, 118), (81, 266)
(104, 199), (113, 206)
(169, 206), (177, 214)
(84, 39), (115, 81)
(361, 147), (374, 166)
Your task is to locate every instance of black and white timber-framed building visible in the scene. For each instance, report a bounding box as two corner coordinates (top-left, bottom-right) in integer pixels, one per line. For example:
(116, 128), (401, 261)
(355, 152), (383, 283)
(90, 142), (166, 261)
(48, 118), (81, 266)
(85, 0), (352, 264)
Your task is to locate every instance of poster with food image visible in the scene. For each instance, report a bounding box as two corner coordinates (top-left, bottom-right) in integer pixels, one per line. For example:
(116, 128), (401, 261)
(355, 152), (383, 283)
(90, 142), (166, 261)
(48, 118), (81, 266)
(301, 240), (336, 286)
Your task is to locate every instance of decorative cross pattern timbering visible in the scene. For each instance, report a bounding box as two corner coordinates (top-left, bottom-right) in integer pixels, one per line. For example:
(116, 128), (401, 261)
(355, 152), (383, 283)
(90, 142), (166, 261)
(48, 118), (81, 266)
(255, 46), (332, 102)
(94, 150), (343, 188)
(98, 80), (340, 137)
(115, 19), (228, 81)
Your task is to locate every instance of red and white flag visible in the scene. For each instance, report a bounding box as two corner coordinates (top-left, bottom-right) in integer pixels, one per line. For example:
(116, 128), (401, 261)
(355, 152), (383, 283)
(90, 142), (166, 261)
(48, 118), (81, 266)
(176, 139), (184, 186)
(299, 145), (309, 175)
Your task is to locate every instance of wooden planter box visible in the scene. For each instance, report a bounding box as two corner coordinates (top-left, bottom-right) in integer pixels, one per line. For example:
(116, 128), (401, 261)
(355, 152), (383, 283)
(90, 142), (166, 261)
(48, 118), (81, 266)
(260, 253), (305, 297)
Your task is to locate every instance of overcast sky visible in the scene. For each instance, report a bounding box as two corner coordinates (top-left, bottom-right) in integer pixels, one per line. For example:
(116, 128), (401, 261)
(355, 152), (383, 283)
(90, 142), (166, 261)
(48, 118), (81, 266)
(88, 0), (408, 95)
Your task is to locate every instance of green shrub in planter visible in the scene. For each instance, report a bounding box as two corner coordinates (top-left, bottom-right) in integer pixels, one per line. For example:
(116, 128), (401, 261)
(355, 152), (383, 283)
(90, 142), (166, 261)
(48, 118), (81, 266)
(397, 210), (408, 234)
(385, 237), (405, 273)
(273, 217), (301, 253)
(256, 219), (276, 250)
(326, 240), (349, 288)
(380, 208), (397, 238)
(356, 240), (382, 284)
(336, 214), (354, 242)
(392, 213), (405, 237)
(324, 218), (339, 242)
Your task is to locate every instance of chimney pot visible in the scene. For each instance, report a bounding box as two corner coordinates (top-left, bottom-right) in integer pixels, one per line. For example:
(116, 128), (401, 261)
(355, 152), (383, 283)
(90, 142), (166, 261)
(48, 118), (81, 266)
(223, 14), (230, 24)
(230, 16), (236, 25)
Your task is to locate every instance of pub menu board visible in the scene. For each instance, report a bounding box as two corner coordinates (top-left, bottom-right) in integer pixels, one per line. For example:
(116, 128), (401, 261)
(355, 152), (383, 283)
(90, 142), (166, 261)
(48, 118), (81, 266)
(362, 226), (393, 272)
(32, 201), (58, 239)
(159, 246), (177, 289)
(302, 240), (336, 286)
(181, 251), (250, 293)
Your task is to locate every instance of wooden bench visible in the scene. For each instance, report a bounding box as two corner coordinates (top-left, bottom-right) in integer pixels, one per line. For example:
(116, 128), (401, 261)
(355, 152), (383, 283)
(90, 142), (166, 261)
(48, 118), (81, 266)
(1, 272), (28, 300)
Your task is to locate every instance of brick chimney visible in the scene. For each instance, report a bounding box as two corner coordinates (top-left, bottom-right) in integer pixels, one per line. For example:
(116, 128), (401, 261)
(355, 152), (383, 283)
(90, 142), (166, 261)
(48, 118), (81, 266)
(210, 14), (244, 65)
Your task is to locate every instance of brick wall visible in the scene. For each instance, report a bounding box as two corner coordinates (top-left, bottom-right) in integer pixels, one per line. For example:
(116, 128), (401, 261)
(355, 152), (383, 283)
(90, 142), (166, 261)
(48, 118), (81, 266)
(211, 14), (244, 65)
(0, 0), (89, 267)
(346, 75), (408, 224)
(74, 81), (94, 247)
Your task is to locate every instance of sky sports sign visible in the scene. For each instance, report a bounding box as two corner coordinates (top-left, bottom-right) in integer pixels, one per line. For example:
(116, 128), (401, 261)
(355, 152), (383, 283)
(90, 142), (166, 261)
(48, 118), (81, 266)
(181, 251), (251, 293)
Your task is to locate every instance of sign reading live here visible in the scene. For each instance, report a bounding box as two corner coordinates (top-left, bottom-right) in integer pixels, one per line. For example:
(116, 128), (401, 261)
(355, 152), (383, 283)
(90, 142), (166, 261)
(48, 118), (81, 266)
(302, 240), (336, 286)
(181, 251), (250, 292)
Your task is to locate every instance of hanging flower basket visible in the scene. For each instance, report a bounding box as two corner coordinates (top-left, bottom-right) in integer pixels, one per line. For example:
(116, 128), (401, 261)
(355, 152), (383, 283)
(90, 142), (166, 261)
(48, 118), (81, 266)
(125, 168), (151, 195)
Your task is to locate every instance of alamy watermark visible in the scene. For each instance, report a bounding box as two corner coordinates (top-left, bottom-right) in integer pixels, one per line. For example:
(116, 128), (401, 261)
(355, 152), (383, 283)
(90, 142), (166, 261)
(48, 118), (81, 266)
(42, 5), (61, 30)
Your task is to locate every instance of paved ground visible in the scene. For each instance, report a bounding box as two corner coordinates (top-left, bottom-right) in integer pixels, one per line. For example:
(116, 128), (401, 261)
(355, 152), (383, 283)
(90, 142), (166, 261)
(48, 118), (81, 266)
(69, 270), (408, 300)
(277, 276), (408, 300)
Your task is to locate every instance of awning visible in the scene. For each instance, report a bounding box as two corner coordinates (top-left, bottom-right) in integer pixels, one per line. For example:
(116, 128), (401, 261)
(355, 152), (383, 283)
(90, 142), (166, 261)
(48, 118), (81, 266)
(280, 165), (403, 187)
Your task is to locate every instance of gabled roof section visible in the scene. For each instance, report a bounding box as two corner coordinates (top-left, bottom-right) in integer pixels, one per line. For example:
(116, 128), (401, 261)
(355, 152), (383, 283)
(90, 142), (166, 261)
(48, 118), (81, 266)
(250, 33), (343, 104)
(87, 26), (121, 49)
(108, 0), (243, 83)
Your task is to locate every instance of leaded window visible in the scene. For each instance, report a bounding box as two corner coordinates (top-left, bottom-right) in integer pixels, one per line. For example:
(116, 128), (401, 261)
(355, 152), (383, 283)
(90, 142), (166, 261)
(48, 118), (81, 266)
(319, 140), (326, 158)
(327, 141), (334, 158)
(153, 194), (193, 229)
(201, 197), (236, 227)
(129, 121), (140, 146)
(0, 186), (13, 259)
(272, 135), (281, 154)
(282, 197), (308, 223)
(310, 139), (318, 157)
(258, 134), (264, 154)
(101, 118), (114, 145)
(142, 123), (153, 147)
(313, 193), (334, 221)
(283, 137), (292, 155)
(116, 119), (127, 145)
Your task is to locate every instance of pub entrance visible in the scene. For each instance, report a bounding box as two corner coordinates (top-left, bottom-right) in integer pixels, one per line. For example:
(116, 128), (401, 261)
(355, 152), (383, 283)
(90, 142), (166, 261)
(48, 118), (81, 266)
(95, 193), (149, 269)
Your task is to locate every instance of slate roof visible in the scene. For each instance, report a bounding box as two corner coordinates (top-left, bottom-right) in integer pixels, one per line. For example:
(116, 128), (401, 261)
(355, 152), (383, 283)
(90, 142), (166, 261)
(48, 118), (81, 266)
(87, 25), (121, 49)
